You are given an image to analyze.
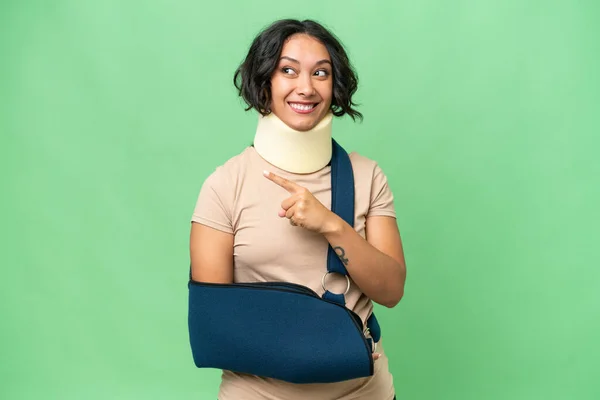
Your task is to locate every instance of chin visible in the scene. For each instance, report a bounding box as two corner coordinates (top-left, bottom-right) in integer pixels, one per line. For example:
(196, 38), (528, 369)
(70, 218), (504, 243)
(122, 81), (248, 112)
(287, 119), (317, 131)
(284, 112), (327, 132)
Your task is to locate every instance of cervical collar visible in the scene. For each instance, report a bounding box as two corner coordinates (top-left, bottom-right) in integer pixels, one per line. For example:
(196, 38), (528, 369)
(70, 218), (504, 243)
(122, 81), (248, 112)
(253, 112), (333, 174)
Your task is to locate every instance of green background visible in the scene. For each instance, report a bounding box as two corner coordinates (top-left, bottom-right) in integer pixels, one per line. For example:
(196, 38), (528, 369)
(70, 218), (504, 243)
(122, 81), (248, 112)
(2, 0), (599, 399)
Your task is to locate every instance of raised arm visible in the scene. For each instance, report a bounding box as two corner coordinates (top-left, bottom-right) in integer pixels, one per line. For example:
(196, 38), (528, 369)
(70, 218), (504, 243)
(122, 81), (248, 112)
(322, 214), (406, 308)
(263, 170), (406, 308)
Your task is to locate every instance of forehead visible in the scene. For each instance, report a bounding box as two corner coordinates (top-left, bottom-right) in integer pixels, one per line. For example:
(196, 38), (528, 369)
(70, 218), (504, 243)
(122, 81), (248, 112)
(280, 34), (330, 62)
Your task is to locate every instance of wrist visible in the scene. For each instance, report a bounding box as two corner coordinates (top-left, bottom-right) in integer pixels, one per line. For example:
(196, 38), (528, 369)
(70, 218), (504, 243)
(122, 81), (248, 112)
(320, 212), (346, 236)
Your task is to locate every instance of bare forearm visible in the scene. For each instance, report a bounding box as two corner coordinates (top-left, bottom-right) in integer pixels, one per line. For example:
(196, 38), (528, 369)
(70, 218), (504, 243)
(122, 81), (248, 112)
(322, 214), (406, 308)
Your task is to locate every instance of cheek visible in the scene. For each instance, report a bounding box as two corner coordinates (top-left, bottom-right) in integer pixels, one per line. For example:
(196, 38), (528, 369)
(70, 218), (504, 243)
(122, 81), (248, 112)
(318, 82), (333, 104)
(320, 78), (333, 95)
(270, 78), (291, 102)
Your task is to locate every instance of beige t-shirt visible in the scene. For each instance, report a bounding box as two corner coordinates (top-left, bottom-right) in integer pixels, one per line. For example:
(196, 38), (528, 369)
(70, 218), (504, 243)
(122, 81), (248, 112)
(191, 146), (397, 400)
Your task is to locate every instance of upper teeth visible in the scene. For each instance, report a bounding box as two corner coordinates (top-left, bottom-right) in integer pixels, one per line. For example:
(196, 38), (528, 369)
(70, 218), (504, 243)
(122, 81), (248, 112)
(290, 103), (314, 111)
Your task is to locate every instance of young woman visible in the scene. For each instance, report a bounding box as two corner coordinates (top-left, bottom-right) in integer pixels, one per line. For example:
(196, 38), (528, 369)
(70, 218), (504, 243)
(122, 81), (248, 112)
(190, 19), (406, 400)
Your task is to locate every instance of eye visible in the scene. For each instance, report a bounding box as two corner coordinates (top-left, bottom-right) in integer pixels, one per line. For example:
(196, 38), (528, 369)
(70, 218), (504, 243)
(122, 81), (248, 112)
(281, 67), (296, 75)
(314, 69), (330, 77)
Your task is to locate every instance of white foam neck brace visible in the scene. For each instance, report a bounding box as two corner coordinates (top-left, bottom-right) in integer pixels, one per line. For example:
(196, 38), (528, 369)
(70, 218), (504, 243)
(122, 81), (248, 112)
(253, 112), (333, 174)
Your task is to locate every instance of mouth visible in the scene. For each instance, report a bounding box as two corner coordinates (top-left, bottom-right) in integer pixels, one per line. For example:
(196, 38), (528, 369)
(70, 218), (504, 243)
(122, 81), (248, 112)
(288, 102), (319, 114)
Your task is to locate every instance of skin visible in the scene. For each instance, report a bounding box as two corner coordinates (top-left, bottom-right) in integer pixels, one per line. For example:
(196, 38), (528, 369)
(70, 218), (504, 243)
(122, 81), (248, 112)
(263, 171), (406, 310)
(269, 33), (333, 131)
(190, 33), (407, 361)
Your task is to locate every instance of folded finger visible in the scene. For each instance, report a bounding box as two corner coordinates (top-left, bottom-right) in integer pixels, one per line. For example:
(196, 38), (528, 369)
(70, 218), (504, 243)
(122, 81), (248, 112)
(285, 205), (296, 220)
(281, 195), (298, 211)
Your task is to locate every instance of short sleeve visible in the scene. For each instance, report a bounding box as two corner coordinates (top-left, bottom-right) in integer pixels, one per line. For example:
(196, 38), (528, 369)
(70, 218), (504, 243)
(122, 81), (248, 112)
(191, 167), (234, 234)
(367, 163), (396, 218)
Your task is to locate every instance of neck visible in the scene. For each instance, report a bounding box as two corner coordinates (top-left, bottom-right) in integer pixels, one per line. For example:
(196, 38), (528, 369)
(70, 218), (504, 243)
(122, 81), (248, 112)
(253, 112), (333, 174)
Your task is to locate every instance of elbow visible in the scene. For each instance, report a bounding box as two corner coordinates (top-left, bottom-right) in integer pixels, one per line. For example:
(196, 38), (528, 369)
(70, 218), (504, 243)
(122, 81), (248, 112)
(382, 265), (406, 308)
(381, 288), (404, 309)
(384, 262), (407, 308)
(372, 260), (406, 308)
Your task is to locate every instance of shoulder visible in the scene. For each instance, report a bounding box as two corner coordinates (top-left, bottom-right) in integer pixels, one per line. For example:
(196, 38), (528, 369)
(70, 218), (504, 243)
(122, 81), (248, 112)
(193, 147), (254, 223)
(348, 151), (388, 181)
(202, 146), (254, 187)
(348, 151), (378, 170)
(348, 150), (396, 215)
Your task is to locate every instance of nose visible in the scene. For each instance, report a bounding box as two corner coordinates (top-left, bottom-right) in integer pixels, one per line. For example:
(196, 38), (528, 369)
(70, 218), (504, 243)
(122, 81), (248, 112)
(295, 73), (316, 97)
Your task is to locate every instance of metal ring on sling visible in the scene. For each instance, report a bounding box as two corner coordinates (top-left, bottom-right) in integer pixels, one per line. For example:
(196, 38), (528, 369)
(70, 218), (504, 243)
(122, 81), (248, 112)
(321, 272), (351, 295)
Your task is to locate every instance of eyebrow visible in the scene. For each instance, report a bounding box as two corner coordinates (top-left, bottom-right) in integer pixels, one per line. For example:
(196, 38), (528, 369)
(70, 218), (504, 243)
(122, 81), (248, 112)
(279, 56), (332, 66)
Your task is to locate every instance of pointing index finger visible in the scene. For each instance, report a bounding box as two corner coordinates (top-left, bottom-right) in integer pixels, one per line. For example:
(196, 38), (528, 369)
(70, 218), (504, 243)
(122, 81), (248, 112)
(263, 170), (300, 193)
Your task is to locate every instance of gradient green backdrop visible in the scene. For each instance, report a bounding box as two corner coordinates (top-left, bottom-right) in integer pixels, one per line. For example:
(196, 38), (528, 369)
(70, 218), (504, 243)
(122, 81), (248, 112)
(2, 1), (599, 399)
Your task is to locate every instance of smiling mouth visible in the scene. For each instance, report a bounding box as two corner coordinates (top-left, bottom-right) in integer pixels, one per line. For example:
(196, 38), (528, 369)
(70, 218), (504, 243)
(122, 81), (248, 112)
(288, 102), (319, 114)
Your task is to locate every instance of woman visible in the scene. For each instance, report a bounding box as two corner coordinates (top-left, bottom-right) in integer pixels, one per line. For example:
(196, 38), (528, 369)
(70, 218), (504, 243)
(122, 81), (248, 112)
(190, 19), (406, 400)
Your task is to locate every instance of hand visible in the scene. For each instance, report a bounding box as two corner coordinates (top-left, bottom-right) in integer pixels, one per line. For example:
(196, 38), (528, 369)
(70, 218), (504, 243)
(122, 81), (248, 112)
(263, 170), (339, 234)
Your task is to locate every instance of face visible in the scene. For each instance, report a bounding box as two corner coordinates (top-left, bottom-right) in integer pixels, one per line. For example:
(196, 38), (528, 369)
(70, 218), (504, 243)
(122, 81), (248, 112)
(269, 34), (333, 131)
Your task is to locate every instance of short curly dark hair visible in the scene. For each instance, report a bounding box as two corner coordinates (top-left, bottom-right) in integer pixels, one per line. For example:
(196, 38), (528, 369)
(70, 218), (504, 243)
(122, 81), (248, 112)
(233, 19), (362, 121)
